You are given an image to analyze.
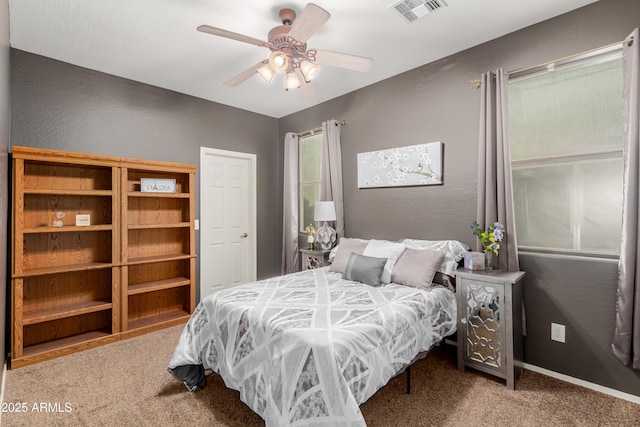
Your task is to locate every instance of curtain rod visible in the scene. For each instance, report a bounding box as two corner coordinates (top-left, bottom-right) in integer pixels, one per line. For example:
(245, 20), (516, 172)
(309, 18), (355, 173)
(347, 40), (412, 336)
(508, 36), (634, 77)
(296, 120), (346, 137)
(469, 36), (634, 88)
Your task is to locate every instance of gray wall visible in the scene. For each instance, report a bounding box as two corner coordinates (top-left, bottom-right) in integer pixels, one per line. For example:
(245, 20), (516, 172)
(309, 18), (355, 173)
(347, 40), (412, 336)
(0, 0), (9, 379)
(280, 0), (640, 397)
(10, 50), (282, 284)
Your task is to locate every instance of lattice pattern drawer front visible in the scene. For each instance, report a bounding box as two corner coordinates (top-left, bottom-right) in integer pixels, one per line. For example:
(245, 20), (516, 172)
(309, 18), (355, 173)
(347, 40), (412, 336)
(304, 254), (323, 269)
(299, 250), (330, 270)
(464, 281), (504, 369)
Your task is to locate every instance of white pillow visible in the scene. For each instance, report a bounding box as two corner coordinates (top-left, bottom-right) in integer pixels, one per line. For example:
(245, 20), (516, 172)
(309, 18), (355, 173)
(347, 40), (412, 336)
(400, 239), (470, 276)
(362, 239), (407, 284)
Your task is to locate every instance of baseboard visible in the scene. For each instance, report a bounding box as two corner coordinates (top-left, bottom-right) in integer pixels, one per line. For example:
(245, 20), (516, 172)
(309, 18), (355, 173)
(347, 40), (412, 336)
(523, 363), (640, 404)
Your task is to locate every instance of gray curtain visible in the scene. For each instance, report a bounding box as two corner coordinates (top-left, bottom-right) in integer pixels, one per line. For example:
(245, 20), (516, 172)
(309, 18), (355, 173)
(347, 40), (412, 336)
(320, 119), (345, 239)
(612, 29), (640, 369)
(281, 132), (299, 274)
(477, 69), (520, 272)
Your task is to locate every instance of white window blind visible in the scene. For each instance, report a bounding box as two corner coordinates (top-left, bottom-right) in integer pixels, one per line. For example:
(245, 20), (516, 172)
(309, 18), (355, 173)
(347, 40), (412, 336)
(299, 133), (323, 231)
(508, 51), (624, 255)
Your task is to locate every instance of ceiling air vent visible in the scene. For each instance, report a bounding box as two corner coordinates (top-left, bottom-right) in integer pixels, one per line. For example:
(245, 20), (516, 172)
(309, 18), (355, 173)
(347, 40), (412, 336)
(390, 0), (447, 24)
(424, 0), (446, 12)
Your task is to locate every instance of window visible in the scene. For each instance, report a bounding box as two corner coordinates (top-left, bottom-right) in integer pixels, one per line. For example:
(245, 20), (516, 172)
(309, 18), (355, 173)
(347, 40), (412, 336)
(508, 51), (624, 255)
(299, 132), (323, 231)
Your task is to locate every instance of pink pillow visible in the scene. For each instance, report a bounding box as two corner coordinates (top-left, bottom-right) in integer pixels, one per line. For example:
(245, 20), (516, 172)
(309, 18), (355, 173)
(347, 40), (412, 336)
(391, 248), (446, 290)
(329, 238), (369, 273)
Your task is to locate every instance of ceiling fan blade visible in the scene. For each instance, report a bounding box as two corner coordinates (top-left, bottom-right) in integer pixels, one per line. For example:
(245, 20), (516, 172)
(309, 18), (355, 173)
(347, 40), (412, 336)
(313, 49), (374, 73)
(295, 69), (316, 97)
(197, 25), (269, 48)
(288, 3), (330, 43)
(223, 61), (267, 87)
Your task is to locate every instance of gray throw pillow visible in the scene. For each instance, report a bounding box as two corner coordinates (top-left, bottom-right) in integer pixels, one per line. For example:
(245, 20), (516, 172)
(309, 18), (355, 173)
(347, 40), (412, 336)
(342, 253), (388, 287)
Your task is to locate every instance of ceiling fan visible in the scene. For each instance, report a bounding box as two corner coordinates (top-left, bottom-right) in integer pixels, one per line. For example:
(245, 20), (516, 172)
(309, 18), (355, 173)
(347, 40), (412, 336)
(197, 3), (374, 96)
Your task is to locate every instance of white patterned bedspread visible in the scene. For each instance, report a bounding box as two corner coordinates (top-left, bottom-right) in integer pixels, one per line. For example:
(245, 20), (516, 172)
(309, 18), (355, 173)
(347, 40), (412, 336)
(168, 267), (456, 427)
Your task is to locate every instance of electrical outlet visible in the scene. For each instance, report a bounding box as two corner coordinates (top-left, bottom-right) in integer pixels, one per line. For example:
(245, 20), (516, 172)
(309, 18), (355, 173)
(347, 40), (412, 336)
(551, 323), (565, 343)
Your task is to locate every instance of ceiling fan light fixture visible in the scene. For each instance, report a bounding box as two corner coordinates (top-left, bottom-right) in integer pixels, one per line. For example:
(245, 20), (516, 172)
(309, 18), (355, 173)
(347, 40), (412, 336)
(256, 62), (275, 84)
(269, 51), (289, 72)
(299, 60), (319, 82)
(199, 3), (373, 95)
(284, 71), (301, 90)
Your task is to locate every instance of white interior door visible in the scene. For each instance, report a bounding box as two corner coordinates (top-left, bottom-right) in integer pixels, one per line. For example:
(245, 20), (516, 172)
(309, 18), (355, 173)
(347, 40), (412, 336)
(200, 147), (256, 300)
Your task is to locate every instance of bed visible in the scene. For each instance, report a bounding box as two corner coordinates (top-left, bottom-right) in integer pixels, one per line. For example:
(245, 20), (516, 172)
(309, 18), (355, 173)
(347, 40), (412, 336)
(168, 238), (467, 426)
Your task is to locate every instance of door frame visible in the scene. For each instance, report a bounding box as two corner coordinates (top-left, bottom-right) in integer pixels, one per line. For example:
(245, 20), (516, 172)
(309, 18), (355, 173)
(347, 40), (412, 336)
(199, 147), (257, 297)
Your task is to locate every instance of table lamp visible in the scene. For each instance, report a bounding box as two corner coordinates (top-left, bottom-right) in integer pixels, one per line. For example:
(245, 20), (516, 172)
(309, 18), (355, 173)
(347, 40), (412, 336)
(314, 201), (337, 250)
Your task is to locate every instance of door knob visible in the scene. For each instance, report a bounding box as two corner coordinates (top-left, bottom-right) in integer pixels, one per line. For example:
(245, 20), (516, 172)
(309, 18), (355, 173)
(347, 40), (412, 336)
(241, 233), (248, 238)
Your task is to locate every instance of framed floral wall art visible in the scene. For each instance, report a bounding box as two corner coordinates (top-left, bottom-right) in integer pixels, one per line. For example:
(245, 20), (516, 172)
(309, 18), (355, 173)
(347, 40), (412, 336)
(357, 141), (443, 188)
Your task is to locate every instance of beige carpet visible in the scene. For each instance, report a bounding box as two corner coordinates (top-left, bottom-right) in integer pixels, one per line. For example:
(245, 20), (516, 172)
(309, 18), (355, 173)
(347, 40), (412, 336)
(2, 325), (639, 427)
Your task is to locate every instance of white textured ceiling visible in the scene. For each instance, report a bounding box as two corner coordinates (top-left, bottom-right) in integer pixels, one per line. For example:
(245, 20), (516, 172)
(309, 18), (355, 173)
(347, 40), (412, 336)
(9, 0), (598, 118)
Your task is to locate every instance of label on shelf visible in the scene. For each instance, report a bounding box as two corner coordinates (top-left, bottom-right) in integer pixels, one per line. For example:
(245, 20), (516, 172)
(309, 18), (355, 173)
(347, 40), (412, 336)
(75, 214), (91, 226)
(140, 178), (176, 193)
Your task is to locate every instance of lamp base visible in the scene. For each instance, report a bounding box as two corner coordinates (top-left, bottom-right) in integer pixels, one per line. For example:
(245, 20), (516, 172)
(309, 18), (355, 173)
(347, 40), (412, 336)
(316, 221), (336, 251)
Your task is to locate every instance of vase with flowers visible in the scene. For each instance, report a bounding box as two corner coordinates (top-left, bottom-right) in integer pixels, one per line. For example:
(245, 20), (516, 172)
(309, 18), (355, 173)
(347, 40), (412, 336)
(470, 220), (504, 270)
(305, 223), (316, 250)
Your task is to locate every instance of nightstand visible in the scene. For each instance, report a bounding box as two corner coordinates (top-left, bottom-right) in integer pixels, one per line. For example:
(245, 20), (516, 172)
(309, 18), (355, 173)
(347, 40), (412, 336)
(299, 249), (331, 270)
(454, 268), (526, 390)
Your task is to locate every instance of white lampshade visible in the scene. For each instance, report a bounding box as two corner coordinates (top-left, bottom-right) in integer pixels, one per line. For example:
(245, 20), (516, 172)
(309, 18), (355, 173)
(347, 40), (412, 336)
(284, 71), (301, 90)
(299, 60), (319, 82)
(268, 51), (288, 72)
(256, 62), (275, 84)
(314, 201), (336, 222)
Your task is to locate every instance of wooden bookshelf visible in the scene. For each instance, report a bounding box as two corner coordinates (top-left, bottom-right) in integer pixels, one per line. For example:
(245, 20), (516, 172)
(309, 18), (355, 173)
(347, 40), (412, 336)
(120, 159), (196, 339)
(10, 147), (196, 368)
(11, 146), (121, 369)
